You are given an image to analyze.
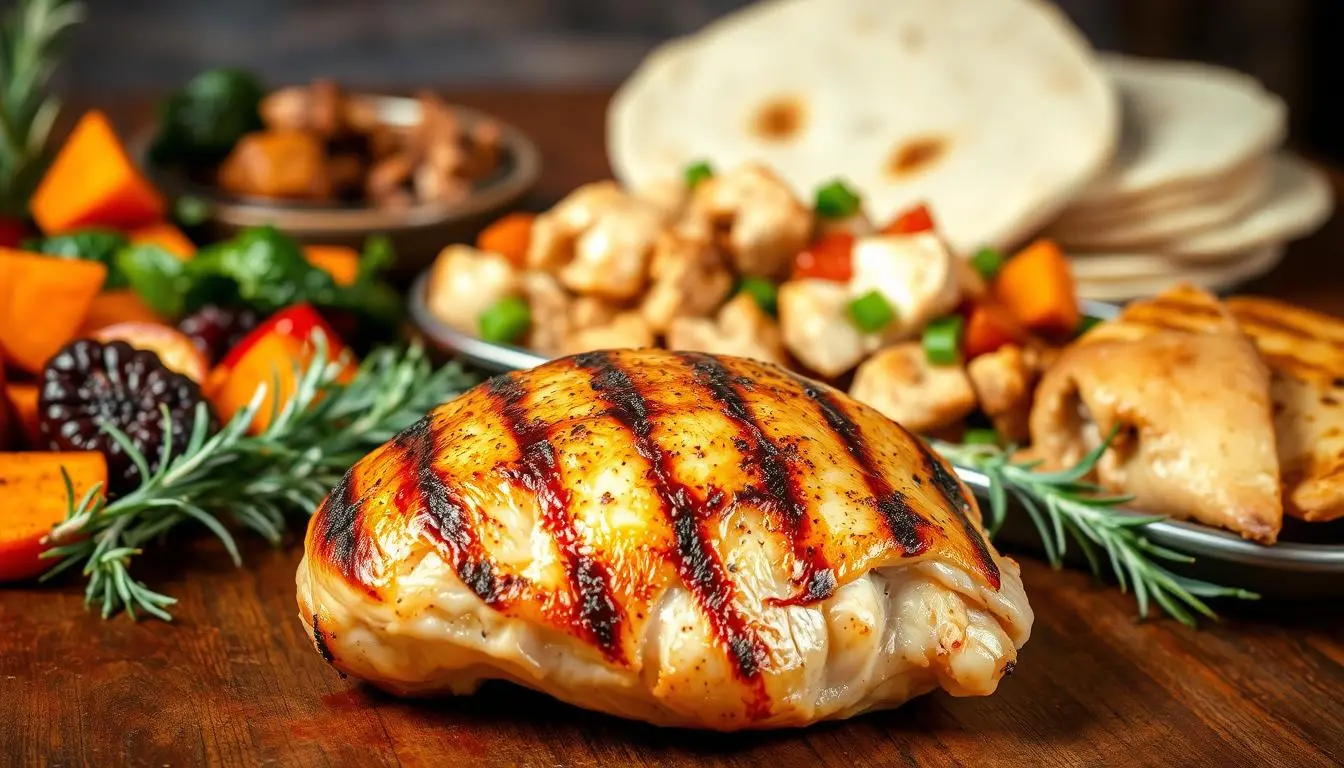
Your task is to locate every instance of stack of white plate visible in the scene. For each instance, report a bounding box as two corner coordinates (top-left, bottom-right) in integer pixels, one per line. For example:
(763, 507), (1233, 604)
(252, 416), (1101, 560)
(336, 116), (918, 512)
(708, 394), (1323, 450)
(1047, 55), (1335, 301)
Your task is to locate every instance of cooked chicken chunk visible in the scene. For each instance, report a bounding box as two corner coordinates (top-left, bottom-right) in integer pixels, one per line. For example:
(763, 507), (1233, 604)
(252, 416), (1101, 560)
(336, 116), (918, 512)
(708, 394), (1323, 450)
(634, 177), (690, 221)
(777, 279), (871, 378)
(1034, 287), (1282, 542)
(848, 232), (961, 341)
(570, 296), (621, 331)
(667, 294), (786, 366)
(640, 233), (734, 332)
(560, 312), (655, 356)
(527, 181), (667, 300)
(967, 345), (1036, 444)
(520, 272), (571, 357)
(298, 349), (1032, 730)
(1076, 285), (1344, 523)
(1227, 297), (1344, 522)
(425, 245), (520, 337)
(218, 130), (331, 200)
(680, 164), (812, 279)
(849, 343), (977, 434)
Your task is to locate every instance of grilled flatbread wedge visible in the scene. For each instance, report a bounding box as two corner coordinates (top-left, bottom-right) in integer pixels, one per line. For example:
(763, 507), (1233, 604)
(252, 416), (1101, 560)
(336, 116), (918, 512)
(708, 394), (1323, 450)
(1032, 285), (1282, 542)
(1226, 297), (1344, 522)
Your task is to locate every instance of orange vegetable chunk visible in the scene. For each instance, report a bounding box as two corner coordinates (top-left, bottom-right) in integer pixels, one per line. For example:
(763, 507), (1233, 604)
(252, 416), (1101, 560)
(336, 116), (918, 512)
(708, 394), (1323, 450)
(31, 110), (166, 234)
(0, 451), (107, 582)
(303, 245), (360, 286)
(0, 249), (106, 372)
(129, 222), (196, 259)
(79, 290), (165, 334)
(476, 212), (535, 267)
(963, 304), (1021, 359)
(4, 383), (40, 447)
(993, 239), (1080, 337)
(206, 304), (357, 434)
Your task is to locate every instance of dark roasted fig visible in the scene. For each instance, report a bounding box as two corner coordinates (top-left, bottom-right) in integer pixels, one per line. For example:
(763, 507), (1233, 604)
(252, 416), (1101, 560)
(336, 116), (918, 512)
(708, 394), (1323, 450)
(39, 339), (215, 494)
(177, 305), (262, 365)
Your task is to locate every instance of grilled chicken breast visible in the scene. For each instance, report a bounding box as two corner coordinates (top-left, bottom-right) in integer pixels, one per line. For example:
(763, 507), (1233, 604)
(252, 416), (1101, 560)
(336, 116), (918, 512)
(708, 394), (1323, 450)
(1072, 284), (1344, 523)
(1032, 285), (1282, 543)
(296, 349), (1032, 731)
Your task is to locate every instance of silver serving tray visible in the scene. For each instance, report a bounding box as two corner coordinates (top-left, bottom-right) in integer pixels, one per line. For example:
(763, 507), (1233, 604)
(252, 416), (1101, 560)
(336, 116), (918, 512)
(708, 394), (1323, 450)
(409, 272), (1344, 600)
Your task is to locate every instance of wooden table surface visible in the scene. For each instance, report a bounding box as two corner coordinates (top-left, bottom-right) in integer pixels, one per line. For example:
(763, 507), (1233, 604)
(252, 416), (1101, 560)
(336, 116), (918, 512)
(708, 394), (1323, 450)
(4, 90), (1344, 767)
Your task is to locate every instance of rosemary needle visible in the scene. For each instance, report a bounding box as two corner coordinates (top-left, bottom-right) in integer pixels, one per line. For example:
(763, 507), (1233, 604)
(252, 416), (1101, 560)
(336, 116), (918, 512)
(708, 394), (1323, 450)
(932, 436), (1260, 627)
(40, 337), (478, 621)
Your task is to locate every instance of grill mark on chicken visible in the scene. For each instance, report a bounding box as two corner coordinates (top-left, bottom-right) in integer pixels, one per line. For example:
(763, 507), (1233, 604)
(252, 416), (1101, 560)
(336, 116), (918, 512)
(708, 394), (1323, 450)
(575, 351), (772, 719)
(793, 377), (930, 557)
(911, 438), (1001, 589)
(484, 373), (625, 663)
(401, 416), (502, 604)
(682, 352), (834, 605)
(313, 470), (370, 590)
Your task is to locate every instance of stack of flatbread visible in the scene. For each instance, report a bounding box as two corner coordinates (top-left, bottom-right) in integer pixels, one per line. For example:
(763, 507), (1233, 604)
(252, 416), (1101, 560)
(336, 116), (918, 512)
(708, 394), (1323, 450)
(607, 0), (1335, 301)
(1044, 55), (1335, 300)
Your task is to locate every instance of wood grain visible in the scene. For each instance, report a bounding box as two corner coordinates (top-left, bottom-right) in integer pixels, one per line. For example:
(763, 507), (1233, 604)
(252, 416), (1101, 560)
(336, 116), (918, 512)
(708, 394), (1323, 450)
(4, 90), (1344, 767)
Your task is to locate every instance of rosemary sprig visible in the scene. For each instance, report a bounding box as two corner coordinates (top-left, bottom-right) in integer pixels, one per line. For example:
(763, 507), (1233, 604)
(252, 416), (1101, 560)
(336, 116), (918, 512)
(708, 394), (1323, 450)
(0, 0), (84, 215)
(40, 338), (478, 620)
(933, 436), (1259, 627)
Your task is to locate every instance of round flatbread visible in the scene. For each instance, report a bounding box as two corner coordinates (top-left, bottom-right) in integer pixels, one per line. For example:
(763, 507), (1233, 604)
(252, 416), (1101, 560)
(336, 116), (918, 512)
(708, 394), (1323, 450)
(1070, 54), (1286, 206)
(1160, 153), (1333, 259)
(1048, 161), (1271, 249)
(607, 0), (1117, 255)
(1075, 244), (1284, 301)
(1052, 155), (1267, 228)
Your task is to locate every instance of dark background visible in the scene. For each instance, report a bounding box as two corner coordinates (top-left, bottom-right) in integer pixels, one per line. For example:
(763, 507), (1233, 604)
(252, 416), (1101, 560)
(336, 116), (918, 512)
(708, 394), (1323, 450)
(42, 0), (1344, 162)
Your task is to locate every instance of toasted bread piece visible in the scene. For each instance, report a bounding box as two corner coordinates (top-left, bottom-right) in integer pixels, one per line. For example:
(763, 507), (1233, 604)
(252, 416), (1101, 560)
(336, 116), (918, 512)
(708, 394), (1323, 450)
(1226, 297), (1344, 522)
(1042, 284), (1283, 542)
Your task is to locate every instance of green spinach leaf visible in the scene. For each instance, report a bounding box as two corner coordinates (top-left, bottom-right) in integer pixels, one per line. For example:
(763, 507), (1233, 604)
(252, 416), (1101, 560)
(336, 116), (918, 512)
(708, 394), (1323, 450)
(24, 229), (132, 289)
(149, 68), (265, 166)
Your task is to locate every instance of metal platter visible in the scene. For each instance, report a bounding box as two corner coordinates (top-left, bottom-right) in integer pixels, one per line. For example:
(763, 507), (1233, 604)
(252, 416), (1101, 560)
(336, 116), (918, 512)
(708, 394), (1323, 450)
(408, 272), (1344, 599)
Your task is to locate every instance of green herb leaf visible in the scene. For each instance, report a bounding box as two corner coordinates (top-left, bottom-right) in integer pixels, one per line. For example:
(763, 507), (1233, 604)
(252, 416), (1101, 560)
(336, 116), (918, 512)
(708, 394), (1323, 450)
(962, 427), (1000, 446)
(478, 296), (531, 344)
(846, 290), (896, 333)
(736, 276), (778, 316)
(814, 179), (862, 219)
(684, 161), (714, 189)
(923, 315), (964, 365)
(1077, 314), (1104, 336)
(149, 67), (265, 166)
(43, 338), (479, 621)
(116, 242), (188, 317)
(23, 228), (130, 288)
(970, 247), (1004, 282)
(172, 194), (210, 227)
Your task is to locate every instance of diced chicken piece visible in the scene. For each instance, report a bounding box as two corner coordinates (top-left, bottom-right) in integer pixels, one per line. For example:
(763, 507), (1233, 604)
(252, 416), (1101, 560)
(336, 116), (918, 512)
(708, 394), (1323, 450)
(848, 232), (961, 341)
(680, 164), (812, 279)
(667, 294), (787, 366)
(640, 233), (734, 332)
(218, 129), (331, 200)
(425, 245), (520, 337)
(967, 345), (1035, 444)
(777, 279), (871, 378)
(561, 312), (655, 356)
(520, 272), (571, 357)
(525, 181), (668, 300)
(634, 177), (691, 221)
(849, 344), (977, 434)
(570, 296), (621, 331)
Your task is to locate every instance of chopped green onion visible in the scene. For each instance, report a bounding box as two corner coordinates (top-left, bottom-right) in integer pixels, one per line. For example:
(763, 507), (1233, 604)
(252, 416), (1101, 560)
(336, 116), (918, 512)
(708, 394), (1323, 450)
(478, 296), (532, 344)
(814, 179), (862, 219)
(737, 276), (778, 316)
(923, 315), (964, 365)
(1076, 314), (1104, 336)
(684, 161), (714, 188)
(963, 427), (1000, 446)
(846, 290), (896, 333)
(970, 247), (1004, 281)
(173, 195), (210, 228)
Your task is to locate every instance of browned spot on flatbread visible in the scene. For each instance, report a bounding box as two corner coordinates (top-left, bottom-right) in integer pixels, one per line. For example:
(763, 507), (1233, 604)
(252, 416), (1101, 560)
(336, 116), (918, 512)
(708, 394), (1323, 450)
(751, 95), (807, 142)
(888, 135), (948, 178)
(901, 26), (924, 52)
